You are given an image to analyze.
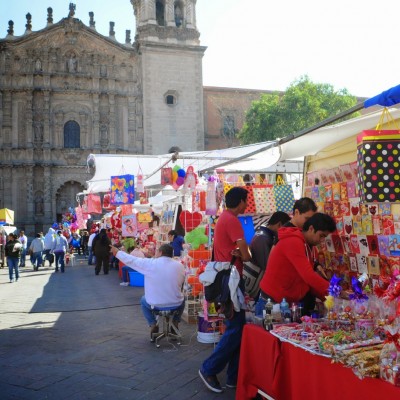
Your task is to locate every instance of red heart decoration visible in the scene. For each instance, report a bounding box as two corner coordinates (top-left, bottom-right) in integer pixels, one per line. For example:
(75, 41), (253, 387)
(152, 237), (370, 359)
(351, 206), (359, 216)
(345, 224), (352, 234)
(179, 210), (202, 232)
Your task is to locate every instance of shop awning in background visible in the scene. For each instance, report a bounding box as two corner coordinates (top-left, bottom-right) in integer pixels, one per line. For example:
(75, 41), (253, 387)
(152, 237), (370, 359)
(0, 208), (14, 224)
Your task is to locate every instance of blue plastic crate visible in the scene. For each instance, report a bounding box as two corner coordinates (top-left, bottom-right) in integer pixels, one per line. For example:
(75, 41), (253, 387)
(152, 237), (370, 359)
(129, 271), (144, 287)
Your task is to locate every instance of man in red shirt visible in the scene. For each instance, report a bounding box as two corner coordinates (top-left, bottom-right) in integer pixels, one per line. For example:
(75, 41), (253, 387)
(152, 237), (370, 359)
(199, 187), (251, 393)
(260, 212), (336, 311)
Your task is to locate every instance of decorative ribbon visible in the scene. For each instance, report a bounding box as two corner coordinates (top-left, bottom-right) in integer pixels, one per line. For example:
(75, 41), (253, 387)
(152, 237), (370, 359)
(384, 332), (400, 351)
(328, 275), (343, 297)
(349, 276), (368, 301)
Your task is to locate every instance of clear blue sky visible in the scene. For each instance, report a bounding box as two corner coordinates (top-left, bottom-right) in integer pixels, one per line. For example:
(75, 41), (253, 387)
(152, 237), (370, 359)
(1, 0), (399, 98)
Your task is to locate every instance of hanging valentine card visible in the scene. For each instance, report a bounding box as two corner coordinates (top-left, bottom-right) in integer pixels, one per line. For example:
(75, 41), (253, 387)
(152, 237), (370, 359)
(110, 174), (135, 204)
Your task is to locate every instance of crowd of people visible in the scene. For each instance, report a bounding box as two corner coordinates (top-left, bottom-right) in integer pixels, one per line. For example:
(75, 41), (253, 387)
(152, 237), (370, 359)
(2, 187), (339, 395)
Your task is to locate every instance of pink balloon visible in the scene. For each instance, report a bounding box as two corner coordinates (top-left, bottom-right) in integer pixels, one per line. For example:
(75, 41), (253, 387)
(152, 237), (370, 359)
(172, 182), (179, 190)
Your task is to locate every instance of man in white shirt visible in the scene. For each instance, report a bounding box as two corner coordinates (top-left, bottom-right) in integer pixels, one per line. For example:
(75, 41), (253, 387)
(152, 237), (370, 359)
(18, 230), (28, 267)
(87, 230), (98, 265)
(111, 243), (185, 338)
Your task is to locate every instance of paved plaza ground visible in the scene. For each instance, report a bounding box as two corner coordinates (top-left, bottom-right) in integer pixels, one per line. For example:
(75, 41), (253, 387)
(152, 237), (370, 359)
(0, 256), (236, 400)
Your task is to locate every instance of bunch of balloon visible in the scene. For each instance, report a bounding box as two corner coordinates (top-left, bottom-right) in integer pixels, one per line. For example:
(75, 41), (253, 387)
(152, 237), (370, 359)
(171, 165), (186, 189)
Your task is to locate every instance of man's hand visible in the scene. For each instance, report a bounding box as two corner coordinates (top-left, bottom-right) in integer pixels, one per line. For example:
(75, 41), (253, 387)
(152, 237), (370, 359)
(110, 245), (119, 256)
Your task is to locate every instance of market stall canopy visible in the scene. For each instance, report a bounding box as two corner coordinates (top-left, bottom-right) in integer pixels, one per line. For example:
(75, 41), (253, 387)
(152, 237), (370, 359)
(85, 144), (303, 193)
(0, 208), (14, 225)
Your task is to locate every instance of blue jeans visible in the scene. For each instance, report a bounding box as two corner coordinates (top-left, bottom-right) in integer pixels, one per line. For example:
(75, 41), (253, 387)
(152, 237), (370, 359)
(19, 248), (27, 266)
(55, 251), (65, 272)
(201, 309), (246, 385)
(32, 252), (43, 269)
(88, 247), (95, 265)
(140, 296), (185, 326)
(122, 266), (135, 282)
(7, 257), (20, 281)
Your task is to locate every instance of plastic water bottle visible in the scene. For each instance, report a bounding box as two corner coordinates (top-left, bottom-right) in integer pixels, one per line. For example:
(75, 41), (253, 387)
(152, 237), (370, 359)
(255, 297), (266, 317)
(280, 298), (291, 322)
(264, 299), (274, 331)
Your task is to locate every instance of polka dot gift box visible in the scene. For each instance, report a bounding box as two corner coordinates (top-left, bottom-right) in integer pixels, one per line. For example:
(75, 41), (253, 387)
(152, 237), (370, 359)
(357, 130), (400, 202)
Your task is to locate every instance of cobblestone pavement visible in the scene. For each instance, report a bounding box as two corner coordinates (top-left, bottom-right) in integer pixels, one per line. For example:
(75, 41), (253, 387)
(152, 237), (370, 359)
(0, 256), (236, 400)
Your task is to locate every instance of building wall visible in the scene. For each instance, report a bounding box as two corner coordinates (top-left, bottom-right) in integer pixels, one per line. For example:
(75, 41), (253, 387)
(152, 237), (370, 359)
(203, 86), (278, 150)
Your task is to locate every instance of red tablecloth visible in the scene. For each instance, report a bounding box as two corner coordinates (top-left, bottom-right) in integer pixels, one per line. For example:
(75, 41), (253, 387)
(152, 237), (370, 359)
(237, 324), (400, 400)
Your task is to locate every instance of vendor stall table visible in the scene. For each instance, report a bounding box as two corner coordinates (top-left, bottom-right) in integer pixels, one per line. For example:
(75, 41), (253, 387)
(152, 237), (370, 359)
(237, 324), (400, 400)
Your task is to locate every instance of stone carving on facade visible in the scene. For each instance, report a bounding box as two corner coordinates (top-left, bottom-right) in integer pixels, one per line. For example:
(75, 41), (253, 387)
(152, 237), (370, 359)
(66, 53), (78, 72)
(34, 191), (44, 215)
(33, 122), (44, 144)
(35, 59), (42, 71)
(68, 3), (76, 18)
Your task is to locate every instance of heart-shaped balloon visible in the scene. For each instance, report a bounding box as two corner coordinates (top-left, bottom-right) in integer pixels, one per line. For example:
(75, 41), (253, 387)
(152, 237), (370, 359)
(179, 210), (203, 232)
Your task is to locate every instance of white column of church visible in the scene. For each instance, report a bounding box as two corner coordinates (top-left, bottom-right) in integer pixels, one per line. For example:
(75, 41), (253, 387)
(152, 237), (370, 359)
(165, 0), (175, 27)
(109, 93), (116, 150)
(92, 93), (100, 149)
(25, 92), (33, 148)
(43, 90), (50, 147)
(43, 166), (52, 221)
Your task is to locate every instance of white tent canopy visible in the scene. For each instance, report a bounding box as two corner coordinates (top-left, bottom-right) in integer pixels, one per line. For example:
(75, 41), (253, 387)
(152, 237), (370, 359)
(85, 143), (303, 194)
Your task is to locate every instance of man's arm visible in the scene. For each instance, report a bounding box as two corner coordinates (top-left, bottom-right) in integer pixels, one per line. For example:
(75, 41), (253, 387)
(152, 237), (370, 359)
(236, 238), (252, 262)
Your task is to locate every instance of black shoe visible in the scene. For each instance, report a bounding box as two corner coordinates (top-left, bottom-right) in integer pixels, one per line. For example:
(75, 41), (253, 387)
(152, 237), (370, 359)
(198, 370), (223, 393)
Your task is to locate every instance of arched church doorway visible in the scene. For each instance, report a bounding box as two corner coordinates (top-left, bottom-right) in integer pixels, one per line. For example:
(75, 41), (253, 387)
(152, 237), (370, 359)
(55, 181), (84, 222)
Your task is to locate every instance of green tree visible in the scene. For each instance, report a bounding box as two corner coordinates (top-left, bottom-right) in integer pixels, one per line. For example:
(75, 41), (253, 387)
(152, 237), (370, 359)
(238, 76), (359, 145)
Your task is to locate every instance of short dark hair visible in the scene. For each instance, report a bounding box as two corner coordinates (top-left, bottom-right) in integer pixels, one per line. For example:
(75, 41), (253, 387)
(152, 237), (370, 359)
(57, 230), (62, 235)
(293, 197), (317, 214)
(36, 233), (41, 238)
(302, 212), (336, 233)
(225, 187), (248, 208)
(268, 211), (291, 226)
(159, 244), (174, 258)
(168, 230), (177, 237)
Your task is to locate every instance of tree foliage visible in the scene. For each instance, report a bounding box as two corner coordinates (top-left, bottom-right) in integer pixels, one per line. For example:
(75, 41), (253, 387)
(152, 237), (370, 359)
(238, 76), (359, 145)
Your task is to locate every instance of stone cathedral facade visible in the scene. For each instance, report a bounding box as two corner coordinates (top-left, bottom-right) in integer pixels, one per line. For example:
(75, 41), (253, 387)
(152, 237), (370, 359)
(0, 1), (205, 233)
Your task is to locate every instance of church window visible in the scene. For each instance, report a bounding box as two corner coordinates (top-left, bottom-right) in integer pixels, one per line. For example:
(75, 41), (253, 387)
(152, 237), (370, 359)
(166, 95), (175, 105)
(164, 90), (178, 106)
(156, 1), (165, 26)
(64, 120), (80, 148)
(222, 115), (237, 138)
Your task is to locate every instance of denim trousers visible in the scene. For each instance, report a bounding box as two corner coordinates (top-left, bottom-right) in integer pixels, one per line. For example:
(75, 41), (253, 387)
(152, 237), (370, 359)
(121, 266), (135, 282)
(32, 252), (43, 268)
(7, 257), (19, 281)
(55, 252), (65, 272)
(19, 248), (26, 266)
(88, 247), (95, 265)
(140, 295), (185, 326)
(201, 309), (246, 384)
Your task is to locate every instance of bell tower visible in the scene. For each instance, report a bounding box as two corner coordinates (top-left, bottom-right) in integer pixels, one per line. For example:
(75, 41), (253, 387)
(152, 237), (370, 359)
(131, 0), (206, 154)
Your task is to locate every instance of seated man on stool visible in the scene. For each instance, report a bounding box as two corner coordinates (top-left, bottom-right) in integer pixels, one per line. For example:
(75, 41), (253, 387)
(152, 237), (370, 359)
(110, 243), (185, 339)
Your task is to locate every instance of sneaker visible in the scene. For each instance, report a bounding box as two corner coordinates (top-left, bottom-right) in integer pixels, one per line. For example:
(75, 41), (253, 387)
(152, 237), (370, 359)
(9, 279), (13, 283)
(225, 382), (237, 389)
(198, 370), (223, 393)
(120, 282), (129, 286)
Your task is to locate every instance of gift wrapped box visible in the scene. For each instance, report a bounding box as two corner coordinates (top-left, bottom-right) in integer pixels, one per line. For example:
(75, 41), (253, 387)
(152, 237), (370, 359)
(357, 130), (400, 202)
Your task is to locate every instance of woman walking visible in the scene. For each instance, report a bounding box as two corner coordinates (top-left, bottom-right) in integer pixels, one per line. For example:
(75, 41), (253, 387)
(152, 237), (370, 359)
(5, 233), (22, 283)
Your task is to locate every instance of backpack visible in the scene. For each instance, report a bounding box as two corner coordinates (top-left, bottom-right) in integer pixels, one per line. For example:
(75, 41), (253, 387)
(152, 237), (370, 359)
(242, 261), (264, 299)
(203, 256), (235, 319)
(243, 227), (274, 298)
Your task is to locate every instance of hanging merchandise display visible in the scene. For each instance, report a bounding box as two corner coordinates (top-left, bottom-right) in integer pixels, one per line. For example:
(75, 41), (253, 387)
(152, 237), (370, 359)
(179, 210), (203, 232)
(253, 185), (277, 214)
(121, 214), (137, 237)
(87, 194), (102, 214)
(205, 178), (217, 215)
(184, 166), (198, 190)
(273, 180), (295, 213)
(136, 167), (144, 193)
(161, 167), (173, 186)
(110, 174), (135, 204)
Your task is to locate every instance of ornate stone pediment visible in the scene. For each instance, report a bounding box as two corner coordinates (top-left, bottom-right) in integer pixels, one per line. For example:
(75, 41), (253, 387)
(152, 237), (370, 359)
(63, 148), (84, 166)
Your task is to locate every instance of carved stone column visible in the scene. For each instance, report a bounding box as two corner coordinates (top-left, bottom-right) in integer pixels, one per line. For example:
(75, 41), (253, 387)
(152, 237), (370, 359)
(127, 96), (136, 151)
(26, 167), (35, 220)
(109, 94), (116, 150)
(43, 166), (53, 221)
(92, 93), (100, 149)
(25, 92), (34, 147)
(165, 0), (175, 27)
(43, 90), (50, 147)
(2, 90), (12, 146)
(55, 111), (64, 147)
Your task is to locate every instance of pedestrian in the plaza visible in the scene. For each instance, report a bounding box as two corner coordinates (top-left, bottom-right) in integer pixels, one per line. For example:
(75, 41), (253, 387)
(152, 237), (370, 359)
(18, 230), (28, 268)
(5, 233), (22, 283)
(93, 228), (111, 275)
(87, 229), (97, 265)
(199, 187), (252, 393)
(81, 231), (89, 258)
(43, 227), (56, 267)
(52, 230), (69, 273)
(29, 233), (45, 271)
